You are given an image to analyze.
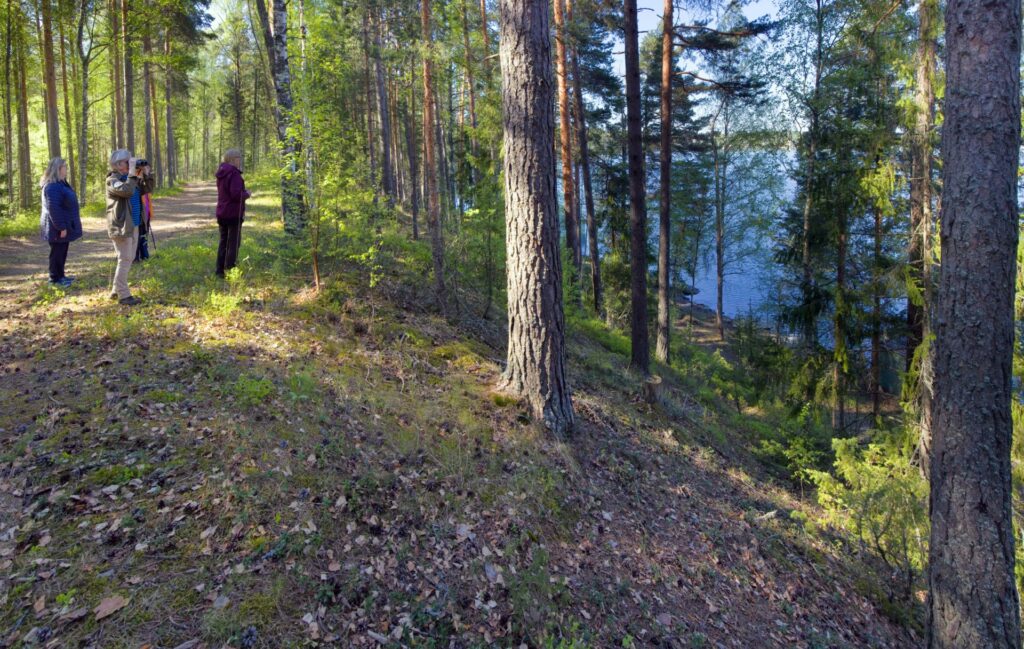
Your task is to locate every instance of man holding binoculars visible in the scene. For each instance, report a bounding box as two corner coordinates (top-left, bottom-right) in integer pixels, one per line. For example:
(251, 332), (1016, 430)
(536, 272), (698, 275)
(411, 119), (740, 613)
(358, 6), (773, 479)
(106, 149), (154, 306)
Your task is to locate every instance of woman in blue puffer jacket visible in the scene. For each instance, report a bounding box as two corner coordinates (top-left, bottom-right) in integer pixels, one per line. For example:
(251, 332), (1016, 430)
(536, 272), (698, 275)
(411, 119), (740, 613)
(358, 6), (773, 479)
(39, 157), (83, 286)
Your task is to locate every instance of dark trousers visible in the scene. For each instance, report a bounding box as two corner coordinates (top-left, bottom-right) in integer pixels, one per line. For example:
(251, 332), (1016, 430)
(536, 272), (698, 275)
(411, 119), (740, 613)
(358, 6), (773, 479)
(48, 241), (69, 282)
(134, 219), (150, 262)
(216, 220), (242, 276)
(134, 232), (149, 261)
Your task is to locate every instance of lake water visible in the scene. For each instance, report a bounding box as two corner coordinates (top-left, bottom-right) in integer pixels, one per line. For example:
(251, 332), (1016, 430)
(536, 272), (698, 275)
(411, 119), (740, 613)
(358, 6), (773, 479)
(687, 240), (780, 327)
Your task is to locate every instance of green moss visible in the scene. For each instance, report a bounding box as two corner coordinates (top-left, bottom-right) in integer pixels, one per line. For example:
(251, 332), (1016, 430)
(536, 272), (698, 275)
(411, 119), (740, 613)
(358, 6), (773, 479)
(492, 393), (518, 407)
(87, 464), (145, 486)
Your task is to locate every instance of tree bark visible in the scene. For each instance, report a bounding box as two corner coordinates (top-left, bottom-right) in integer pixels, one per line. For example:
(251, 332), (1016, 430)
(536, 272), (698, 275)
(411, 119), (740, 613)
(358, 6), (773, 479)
(75, 0), (91, 204)
(56, 14), (75, 188)
(15, 31), (30, 208)
(872, 205), (882, 421)
(713, 103), (729, 343)
(405, 64), (420, 240)
(374, 10), (394, 207)
(478, 0), (491, 78)
(164, 32), (175, 185)
(231, 33), (244, 151)
(143, 34), (155, 182)
(270, 0), (306, 232)
(422, 0), (449, 312)
(655, 0), (672, 362)
(801, 0), (823, 348)
(569, 30), (598, 314)
(927, 0), (1022, 644)
(553, 0), (579, 286)
(498, 0), (573, 435)
(3, 0), (14, 210)
(833, 210), (846, 432)
(151, 60), (163, 189)
(40, 0), (61, 159)
(460, 0), (477, 144)
(625, 0), (649, 375)
(910, 0), (937, 477)
(121, 0), (133, 150)
(361, 9), (377, 202)
(110, 0), (123, 147)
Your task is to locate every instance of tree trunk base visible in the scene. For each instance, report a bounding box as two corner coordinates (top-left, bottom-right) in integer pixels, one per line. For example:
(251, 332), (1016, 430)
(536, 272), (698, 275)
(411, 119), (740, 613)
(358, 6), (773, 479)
(642, 374), (664, 405)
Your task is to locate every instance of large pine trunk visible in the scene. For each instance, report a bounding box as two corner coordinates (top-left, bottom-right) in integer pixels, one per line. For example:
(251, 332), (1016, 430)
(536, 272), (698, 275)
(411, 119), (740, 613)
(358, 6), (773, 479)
(927, 0), (1022, 644)
(498, 0), (573, 435)
(40, 0), (61, 159)
(422, 0), (448, 312)
(655, 0), (672, 362)
(624, 0), (649, 375)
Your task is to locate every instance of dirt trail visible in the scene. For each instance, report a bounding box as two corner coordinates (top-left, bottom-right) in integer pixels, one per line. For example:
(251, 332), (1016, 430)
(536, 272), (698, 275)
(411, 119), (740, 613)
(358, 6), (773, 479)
(0, 182), (218, 294)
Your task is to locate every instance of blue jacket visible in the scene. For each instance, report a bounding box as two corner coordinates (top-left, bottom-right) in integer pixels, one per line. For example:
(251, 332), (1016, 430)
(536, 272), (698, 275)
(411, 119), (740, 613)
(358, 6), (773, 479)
(40, 181), (83, 243)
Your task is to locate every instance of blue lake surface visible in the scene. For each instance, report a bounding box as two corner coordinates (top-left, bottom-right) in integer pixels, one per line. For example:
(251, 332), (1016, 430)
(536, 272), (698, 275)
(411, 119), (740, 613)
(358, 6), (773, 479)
(687, 239), (780, 326)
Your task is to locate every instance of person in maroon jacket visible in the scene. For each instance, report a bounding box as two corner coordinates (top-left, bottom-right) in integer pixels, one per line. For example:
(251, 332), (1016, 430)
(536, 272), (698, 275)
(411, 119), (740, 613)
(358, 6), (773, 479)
(214, 148), (251, 278)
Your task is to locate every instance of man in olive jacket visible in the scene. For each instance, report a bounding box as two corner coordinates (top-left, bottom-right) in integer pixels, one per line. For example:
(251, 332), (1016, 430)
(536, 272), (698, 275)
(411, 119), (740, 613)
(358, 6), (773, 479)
(106, 149), (154, 305)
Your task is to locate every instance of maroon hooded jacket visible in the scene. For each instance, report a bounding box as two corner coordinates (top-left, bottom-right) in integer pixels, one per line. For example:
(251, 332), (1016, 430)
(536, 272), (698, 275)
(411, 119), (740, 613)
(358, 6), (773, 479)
(215, 162), (250, 222)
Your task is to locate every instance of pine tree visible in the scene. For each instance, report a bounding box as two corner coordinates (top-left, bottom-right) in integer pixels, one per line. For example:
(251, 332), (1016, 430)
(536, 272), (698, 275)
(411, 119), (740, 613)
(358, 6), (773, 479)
(498, 0), (573, 434)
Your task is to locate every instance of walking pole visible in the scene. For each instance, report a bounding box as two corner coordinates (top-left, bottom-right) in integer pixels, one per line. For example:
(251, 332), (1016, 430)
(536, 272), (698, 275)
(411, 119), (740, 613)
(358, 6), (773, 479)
(235, 191), (243, 270)
(146, 193), (157, 251)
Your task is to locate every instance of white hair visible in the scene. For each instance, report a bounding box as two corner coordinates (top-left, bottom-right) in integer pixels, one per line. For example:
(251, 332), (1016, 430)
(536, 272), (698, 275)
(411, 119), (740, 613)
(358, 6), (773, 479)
(39, 157), (66, 188)
(223, 148), (243, 164)
(110, 148), (132, 170)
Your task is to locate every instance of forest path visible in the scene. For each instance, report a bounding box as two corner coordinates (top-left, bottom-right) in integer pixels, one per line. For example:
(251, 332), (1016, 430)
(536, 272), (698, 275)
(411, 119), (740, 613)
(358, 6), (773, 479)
(0, 182), (218, 295)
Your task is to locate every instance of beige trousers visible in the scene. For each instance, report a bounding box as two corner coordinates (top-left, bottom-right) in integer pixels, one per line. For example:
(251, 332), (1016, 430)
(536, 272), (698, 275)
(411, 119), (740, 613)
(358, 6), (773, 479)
(110, 228), (138, 299)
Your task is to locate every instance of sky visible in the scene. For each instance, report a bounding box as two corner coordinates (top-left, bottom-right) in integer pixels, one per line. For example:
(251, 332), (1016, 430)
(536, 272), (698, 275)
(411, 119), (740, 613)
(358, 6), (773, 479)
(207, 0), (782, 61)
(613, 0), (780, 77)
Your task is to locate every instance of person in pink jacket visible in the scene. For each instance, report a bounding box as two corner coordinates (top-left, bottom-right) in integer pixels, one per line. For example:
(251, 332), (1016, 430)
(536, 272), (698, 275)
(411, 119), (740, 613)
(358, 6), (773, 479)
(214, 148), (251, 278)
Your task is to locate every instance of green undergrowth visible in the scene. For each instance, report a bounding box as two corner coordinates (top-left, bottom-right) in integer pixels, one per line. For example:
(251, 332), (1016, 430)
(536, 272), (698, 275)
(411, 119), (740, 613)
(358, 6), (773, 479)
(0, 206), (39, 238)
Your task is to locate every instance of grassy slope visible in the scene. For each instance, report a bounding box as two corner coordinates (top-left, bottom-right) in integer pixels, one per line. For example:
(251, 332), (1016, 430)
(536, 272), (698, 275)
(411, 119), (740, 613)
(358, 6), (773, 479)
(0, 186), (920, 648)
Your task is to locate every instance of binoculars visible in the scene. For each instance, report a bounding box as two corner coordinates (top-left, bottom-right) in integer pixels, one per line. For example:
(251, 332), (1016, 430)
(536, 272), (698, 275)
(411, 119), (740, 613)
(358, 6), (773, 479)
(135, 159), (149, 168)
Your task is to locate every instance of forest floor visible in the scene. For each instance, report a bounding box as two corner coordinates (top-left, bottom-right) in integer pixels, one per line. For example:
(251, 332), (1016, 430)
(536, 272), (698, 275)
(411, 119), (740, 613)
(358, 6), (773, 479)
(0, 183), (922, 648)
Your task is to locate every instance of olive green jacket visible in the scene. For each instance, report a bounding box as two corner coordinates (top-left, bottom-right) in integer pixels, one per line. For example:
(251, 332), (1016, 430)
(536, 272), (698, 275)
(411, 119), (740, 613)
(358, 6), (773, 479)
(106, 172), (155, 238)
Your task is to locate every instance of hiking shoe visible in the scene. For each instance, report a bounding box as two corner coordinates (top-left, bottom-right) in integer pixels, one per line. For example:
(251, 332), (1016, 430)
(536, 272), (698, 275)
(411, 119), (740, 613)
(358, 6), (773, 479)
(59, 277), (75, 287)
(110, 292), (119, 300)
(48, 279), (69, 287)
(119, 296), (142, 306)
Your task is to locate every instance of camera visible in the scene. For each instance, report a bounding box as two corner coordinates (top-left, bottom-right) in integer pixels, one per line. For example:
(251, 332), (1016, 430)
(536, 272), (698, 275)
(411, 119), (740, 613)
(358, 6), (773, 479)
(135, 159), (149, 169)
